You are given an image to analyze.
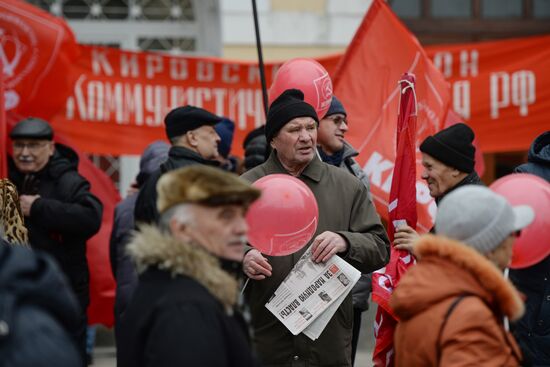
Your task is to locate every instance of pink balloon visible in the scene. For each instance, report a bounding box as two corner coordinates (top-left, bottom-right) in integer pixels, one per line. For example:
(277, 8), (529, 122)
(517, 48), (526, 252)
(246, 174), (319, 256)
(269, 58), (333, 119)
(490, 173), (550, 269)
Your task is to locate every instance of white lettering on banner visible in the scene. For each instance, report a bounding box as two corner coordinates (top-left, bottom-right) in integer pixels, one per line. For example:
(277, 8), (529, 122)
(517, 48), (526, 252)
(363, 152), (437, 222)
(433, 52), (453, 78)
(453, 80), (471, 120)
(64, 78), (267, 127)
(490, 72), (510, 119)
(364, 152), (394, 189)
(222, 64), (240, 84)
(169, 58), (188, 80)
(145, 54), (163, 79)
(91, 49), (114, 76)
(512, 71), (536, 116)
(197, 61), (214, 82)
(460, 50), (478, 77)
(212, 88), (227, 116)
(121, 53), (139, 78)
(490, 70), (536, 118)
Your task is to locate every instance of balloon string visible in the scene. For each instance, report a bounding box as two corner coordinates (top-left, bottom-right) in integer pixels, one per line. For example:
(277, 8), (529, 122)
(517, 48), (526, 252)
(503, 267), (510, 331)
(241, 278), (250, 295)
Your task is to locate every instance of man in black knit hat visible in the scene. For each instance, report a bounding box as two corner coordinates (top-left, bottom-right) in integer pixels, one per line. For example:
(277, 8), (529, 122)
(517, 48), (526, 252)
(134, 106), (222, 225)
(394, 122), (483, 252)
(241, 89), (389, 367)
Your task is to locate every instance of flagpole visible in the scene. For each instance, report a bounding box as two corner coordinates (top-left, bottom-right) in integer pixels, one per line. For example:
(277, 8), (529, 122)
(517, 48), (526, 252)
(251, 0), (269, 117)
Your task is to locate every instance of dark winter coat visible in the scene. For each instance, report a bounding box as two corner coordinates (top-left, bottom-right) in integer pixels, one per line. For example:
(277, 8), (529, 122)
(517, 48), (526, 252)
(134, 146), (218, 225)
(0, 242), (82, 367)
(510, 253), (550, 366)
(110, 141), (168, 329)
(8, 144), (103, 311)
(241, 152), (390, 367)
(117, 226), (258, 367)
(391, 235), (523, 367)
(515, 130), (550, 181)
(110, 193), (139, 326)
(318, 141), (372, 311)
(510, 131), (550, 365)
(243, 125), (269, 171)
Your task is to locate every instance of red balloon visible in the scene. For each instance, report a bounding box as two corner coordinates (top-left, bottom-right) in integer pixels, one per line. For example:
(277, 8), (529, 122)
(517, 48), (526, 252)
(269, 58), (333, 119)
(490, 174), (550, 269)
(246, 174), (319, 256)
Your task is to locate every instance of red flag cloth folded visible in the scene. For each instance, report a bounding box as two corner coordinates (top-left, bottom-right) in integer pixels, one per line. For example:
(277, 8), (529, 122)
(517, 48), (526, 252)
(371, 73), (418, 367)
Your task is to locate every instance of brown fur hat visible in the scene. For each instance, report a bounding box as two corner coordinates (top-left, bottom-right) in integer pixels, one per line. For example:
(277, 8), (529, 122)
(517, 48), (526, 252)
(156, 165), (261, 213)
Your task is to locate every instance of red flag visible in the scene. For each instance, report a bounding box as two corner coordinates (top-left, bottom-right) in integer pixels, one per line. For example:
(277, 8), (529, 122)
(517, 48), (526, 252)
(331, 0), (451, 233)
(1, 0), (118, 327)
(371, 74), (418, 366)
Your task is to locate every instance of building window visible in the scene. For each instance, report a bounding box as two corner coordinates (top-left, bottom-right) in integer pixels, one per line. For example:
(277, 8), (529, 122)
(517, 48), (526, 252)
(534, 0), (550, 18)
(482, 0), (522, 18)
(138, 37), (195, 53)
(26, 0), (193, 21)
(389, 0), (421, 18)
(432, 0), (472, 18)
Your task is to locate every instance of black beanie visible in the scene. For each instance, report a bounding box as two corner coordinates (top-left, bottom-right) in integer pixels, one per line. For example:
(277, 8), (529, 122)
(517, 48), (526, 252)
(164, 106), (222, 140)
(265, 89), (319, 142)
(420, 123), (476, 173)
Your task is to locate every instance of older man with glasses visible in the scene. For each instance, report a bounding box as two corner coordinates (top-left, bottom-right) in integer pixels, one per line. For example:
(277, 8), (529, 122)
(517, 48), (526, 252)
(8, 117), (103, 365)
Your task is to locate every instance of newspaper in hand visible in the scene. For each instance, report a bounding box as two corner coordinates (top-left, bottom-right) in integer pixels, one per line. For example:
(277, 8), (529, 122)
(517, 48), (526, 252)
(265, 246), (360, 337)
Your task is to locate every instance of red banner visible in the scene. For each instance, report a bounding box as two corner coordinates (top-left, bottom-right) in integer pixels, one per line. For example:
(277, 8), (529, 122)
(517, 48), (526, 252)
(425, 36), (550, 153)
(1, 0), (118, 327)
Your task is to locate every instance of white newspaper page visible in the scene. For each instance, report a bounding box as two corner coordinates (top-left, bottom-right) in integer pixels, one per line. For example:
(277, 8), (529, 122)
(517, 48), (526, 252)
(265, 246), (360, 336)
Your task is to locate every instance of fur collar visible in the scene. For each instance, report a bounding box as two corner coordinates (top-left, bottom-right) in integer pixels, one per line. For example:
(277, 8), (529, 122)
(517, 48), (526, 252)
(415, 235), (524, 321)
(127, 225), (238, 311)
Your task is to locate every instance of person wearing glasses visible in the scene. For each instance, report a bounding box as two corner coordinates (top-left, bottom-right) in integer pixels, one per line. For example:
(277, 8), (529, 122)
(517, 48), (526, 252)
(8, 117), (103, 365)
(316, 95), (374, 365)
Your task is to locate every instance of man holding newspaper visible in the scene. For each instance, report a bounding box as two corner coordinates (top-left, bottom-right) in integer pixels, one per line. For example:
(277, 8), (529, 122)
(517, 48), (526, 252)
(242, 89), (390, 366)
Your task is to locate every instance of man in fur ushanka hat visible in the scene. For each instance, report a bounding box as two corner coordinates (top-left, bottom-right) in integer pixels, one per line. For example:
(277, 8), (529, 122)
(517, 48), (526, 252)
(117, 165), (260, 367)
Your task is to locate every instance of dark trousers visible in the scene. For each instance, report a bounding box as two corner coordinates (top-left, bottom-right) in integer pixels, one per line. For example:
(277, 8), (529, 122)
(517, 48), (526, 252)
(351, 307), (362, 366)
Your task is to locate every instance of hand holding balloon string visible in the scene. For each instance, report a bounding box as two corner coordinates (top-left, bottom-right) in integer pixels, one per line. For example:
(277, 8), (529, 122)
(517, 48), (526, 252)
(243, 249), (272, 280)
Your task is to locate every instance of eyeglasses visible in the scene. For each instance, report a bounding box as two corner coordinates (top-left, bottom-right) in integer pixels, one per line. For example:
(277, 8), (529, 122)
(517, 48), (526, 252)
(12, 141), (50, 153)
(325, 116), (348, 126)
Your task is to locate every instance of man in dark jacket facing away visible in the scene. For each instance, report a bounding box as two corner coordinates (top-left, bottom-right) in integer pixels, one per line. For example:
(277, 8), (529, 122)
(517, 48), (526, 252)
(393, 122), (483, 252)
(118, 165), (260, 367)
(109, 141), (169, 332)
(316, 95), (373, 365)
(134, 106), (222, 225)
(8, 117), (103, 362)
(242, 89), (390, 366)
(510, 130), (550, 365)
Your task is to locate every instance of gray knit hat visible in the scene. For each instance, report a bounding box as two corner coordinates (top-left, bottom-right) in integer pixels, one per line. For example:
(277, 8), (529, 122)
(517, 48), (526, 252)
(435, 185), (534, 254)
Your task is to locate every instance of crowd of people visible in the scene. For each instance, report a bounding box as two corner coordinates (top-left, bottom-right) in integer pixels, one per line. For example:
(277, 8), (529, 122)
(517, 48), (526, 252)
(0, 89), (548, 367)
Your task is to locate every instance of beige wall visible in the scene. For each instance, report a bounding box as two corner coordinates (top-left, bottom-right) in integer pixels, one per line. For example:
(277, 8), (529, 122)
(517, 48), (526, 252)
(222, 45), (346, 61)
(270, 0), (327, 14)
